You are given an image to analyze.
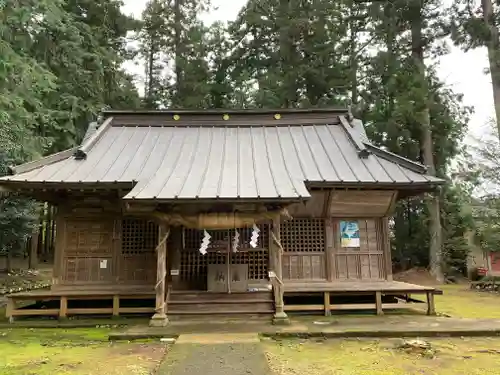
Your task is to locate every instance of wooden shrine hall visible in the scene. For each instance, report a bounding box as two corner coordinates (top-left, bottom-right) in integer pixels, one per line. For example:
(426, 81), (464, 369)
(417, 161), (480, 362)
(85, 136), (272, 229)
(0, 108), (443, 324)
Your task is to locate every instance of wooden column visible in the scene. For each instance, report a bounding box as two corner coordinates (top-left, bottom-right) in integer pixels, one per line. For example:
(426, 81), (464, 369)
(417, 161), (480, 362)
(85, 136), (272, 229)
(169, 227), (182, 289)
(150, 223), (170, 327)
(272, 216), (289, 324)
(381, 217), (393, 281)
(325, 218), (335, 281)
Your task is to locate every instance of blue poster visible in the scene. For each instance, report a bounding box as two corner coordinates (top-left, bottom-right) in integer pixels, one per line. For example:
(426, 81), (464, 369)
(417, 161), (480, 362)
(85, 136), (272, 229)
(340, 220), (360, 247)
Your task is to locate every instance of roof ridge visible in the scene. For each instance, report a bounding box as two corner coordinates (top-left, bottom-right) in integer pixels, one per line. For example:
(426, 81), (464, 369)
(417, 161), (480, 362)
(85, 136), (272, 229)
(365, 144), (428, 174)
(338, 115), (370, 158)
(74, 117), (114, 160)
(8, 148), (76, 175)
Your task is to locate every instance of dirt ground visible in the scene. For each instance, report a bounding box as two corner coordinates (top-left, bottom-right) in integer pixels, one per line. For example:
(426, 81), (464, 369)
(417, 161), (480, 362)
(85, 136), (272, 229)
(263, 337), (500, 375)
(0, 328), (166, 375)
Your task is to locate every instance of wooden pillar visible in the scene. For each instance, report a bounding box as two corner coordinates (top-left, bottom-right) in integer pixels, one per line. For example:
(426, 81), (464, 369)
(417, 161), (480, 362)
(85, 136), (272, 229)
(381, 218), (393, 281)
(150, 223), (169, 327)
(426, 291), (436, 316)
(375, 291), (383, 315)
(59, 296), (68, 319)
(28, 229), (39, 269)
(272, 216), (289, 324)
(52, 214), (65, 288)
(325, 218), (335, 281)
(169, 227), (182, 289)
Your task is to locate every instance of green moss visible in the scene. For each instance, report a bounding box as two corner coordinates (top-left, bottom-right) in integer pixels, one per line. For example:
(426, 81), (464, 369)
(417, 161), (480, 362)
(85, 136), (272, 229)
(0, 328), (166, 375)
(436, 285), (500, 319)
(264, 337), (500, 375)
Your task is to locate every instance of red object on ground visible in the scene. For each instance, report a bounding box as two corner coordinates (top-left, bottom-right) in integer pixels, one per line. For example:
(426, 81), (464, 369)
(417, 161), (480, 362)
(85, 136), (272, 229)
(477, 266), (488, 276)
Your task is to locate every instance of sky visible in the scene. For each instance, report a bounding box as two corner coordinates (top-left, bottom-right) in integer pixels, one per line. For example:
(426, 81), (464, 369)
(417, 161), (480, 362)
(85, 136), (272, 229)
(122, 0), (495, 139)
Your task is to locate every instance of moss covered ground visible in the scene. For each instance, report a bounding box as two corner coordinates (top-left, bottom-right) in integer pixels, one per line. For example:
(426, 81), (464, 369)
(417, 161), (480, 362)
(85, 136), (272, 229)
(0, 328), (166, 375)
(263, 337), (500, 375)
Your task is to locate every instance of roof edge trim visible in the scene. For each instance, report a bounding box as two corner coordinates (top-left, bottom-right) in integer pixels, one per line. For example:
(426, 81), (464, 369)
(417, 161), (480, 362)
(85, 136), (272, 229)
(338, 115), (370, 158)
(102, 108), (350, 116)
(74, 117), (114, 160)
(365, 144), (428, 174)
(8, 148), (77, 175)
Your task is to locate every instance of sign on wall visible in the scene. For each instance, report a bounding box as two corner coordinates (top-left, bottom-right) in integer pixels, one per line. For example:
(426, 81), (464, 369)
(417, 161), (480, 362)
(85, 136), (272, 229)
(340, 220), (360, 248)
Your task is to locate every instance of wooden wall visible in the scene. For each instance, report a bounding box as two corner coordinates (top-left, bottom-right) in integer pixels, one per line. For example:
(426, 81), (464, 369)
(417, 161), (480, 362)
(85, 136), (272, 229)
(281, 189), (396, 282)
(53, 199), (158, 290)
(52, 188), (397, 290)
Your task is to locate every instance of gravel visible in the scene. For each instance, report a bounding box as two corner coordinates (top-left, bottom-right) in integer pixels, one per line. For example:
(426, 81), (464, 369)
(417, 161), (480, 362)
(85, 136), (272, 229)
(159, 343), (272, 375)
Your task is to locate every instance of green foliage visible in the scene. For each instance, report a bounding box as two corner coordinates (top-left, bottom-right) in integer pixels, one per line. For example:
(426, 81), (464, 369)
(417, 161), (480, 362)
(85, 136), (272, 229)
(0, 0), (140, 259)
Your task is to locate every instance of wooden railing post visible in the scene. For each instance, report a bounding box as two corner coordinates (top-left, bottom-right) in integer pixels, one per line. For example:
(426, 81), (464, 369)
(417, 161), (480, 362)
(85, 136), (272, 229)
(150, 223), (170, 327)
(271, 216), (289, 325)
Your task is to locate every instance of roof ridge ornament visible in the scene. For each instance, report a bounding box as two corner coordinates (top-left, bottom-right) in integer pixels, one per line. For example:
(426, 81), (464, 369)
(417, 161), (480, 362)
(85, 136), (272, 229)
(338, 115), (370, 159)
(346, 98), (354, 122)
(74, 117), (114, 160)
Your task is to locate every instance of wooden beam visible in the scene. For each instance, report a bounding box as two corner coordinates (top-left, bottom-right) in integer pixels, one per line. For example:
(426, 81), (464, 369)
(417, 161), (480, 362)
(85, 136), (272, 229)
(385, 191), (399, 216)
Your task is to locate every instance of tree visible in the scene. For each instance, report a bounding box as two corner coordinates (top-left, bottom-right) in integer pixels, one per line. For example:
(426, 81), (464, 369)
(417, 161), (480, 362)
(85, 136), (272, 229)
(450, 0), (500, 139)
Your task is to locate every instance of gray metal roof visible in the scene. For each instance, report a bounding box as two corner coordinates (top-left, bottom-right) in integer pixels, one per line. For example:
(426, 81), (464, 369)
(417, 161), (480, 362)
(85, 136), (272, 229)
(0, 111), (443, 200)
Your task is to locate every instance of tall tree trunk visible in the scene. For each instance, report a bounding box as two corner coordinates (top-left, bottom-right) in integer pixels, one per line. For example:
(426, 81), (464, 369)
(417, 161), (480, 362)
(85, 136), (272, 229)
(174, 0), (183, 106)
(6, 250), (12, 273)
(278, 0), (295, 107)
(482, 0), (500, 138)
(410, 0), (443, 282)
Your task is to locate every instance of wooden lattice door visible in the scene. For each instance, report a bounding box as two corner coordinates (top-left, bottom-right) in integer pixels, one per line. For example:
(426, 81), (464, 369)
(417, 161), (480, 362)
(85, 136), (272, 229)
(181, 226), (269, 290)
(118, 217), (158, 285)
(280, 218), (327, 280)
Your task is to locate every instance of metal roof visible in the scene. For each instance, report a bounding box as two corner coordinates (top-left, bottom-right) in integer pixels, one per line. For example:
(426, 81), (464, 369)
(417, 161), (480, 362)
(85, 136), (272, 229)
(0, 110), (443, 200)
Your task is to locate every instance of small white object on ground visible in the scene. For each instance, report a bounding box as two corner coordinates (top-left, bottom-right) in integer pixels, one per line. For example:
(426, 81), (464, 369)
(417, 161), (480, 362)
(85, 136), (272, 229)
(160, 337), (176, 344)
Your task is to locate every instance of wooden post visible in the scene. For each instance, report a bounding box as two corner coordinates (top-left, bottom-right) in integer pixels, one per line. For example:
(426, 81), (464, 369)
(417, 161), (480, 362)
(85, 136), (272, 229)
(112, 295), (120, 317)
(59, 296), (68, 319)
(325, 218), (335, 281)
(150, 223), (170, 327)
(426, 291), (436, 316)
(324, 292), (331, 316)
(170, 227), (182, 289)
(375, 291), (383, 315)
(28, 229), (39, 269)
(6, 298), (15, 323)
(272, 216), (289, 325)
(381, 218), (393, 281)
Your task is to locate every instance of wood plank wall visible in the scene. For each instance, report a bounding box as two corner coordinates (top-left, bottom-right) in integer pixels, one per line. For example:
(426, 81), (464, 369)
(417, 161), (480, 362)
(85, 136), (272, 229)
(53, 200), (159, 290)
(282, 189), (396, 282)
(52, 188), (396, 289)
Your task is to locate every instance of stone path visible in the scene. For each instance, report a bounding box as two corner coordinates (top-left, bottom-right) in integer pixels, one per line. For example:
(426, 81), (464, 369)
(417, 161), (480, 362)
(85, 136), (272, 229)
(157, 333), (272, 375)
(110, 315), (500, 341)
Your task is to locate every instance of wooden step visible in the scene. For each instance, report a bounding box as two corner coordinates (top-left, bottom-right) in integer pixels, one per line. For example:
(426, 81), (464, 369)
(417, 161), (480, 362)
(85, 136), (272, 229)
(169, 291), (272, 301)
(169, 302), (273, 313)
(169, 298), (272, 305)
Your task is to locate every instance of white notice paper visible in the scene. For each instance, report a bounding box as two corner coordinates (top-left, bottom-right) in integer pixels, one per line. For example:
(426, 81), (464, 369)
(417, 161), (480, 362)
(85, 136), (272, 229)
(170, 269), (180, 276)
(100, 259), (108, 269)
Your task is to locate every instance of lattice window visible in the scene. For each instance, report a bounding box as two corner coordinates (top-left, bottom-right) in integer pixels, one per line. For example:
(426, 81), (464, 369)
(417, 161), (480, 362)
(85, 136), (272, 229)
(122, 218), (159, 255)
(281, 218), (325, 252)
(183, 224), (269, 250)
(180, 250), (268, 281)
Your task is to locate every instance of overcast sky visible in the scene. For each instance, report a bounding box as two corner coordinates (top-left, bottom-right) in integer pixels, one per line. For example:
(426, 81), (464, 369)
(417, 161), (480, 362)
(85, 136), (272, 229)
(122, 0), (494, 138)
